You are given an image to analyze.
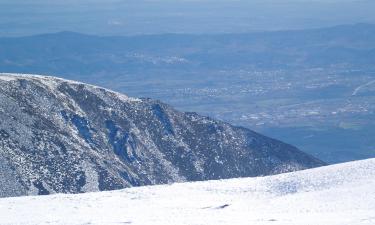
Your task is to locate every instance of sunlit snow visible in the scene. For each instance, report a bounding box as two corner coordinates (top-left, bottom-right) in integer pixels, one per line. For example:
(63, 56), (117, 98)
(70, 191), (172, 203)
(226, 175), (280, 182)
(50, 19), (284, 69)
(0, 158), (374, 225)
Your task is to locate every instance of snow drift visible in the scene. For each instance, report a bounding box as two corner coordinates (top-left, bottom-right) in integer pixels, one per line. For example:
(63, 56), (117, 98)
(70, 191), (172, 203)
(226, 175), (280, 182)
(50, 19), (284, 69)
(0, 158), (374, 225)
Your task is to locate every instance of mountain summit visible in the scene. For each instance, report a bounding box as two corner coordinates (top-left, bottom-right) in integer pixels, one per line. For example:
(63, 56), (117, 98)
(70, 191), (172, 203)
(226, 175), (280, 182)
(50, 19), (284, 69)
(0, 73), (325, 197)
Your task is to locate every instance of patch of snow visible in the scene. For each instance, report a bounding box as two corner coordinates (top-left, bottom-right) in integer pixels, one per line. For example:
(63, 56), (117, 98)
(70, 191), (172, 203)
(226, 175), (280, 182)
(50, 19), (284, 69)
(0, 73), (142, 103)
(81, 162), (100, 193)
(111, 91), (142, 103)
(0, 75), (17, 81)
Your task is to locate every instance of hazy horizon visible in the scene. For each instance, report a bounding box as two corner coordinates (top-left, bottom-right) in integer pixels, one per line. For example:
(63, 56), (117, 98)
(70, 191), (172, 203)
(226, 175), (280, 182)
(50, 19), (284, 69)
(1, 0), (375, 37)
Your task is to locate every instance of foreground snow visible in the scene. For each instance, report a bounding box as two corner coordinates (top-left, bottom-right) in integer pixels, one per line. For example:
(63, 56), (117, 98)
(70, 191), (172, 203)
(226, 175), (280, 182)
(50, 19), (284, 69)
(1, 159), (375, 225)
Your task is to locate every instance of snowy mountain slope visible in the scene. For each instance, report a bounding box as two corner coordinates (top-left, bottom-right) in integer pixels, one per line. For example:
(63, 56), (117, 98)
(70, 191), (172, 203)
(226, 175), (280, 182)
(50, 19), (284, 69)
(0, 73), (324, 198)
(0, 158), (374, 225)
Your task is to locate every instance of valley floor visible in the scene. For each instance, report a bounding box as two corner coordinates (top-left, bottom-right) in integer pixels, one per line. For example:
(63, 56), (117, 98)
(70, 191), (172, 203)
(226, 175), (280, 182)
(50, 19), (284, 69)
(1, 159), (375, 225)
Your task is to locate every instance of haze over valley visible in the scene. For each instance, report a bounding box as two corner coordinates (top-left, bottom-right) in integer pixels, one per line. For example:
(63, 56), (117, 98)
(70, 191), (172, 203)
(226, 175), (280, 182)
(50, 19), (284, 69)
(1, 24), (374, 163)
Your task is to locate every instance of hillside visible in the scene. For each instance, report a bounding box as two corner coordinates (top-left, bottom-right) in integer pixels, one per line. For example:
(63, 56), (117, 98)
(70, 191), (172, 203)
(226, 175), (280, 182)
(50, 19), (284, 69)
(0, 158), (373, 225)
(0, 73), (324, 198)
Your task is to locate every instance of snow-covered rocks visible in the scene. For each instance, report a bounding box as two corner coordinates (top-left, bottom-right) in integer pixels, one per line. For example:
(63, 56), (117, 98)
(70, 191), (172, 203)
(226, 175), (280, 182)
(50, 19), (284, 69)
(0, 73), (324, 198)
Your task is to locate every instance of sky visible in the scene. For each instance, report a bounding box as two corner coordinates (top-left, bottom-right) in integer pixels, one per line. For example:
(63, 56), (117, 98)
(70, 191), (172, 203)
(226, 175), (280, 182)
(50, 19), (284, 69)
(0, 0), (375, 36)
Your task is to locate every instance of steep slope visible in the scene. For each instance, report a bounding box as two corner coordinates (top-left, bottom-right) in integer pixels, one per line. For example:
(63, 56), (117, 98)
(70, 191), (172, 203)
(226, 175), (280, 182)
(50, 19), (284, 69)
(1, 158), (374, 225)
(0, 73), (324, 197)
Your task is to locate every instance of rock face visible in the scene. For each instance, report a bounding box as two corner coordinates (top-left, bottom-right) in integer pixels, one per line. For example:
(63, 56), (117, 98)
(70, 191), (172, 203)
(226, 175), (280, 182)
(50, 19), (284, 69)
(0, 73), (325, 197)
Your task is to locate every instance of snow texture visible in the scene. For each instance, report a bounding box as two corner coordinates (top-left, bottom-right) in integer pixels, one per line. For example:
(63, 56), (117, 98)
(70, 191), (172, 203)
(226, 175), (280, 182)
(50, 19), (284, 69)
(0, 158), (374, 225)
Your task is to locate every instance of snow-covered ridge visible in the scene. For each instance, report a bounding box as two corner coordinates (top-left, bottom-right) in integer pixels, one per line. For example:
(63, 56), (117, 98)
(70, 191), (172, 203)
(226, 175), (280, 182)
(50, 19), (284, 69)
(0, 73), (324, 198)
(1, 158), (374, 225)
(0, 73), (141, 102)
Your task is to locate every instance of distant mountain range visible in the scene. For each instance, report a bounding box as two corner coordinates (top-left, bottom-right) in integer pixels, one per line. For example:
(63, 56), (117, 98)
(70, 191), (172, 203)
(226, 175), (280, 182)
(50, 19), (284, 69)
(0, 74), (324, 198)
(1, 23), (375, 76)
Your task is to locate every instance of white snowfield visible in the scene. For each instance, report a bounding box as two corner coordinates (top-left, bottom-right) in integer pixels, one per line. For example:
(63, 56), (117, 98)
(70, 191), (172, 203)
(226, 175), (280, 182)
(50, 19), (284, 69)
(0, 159), (374, 225)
